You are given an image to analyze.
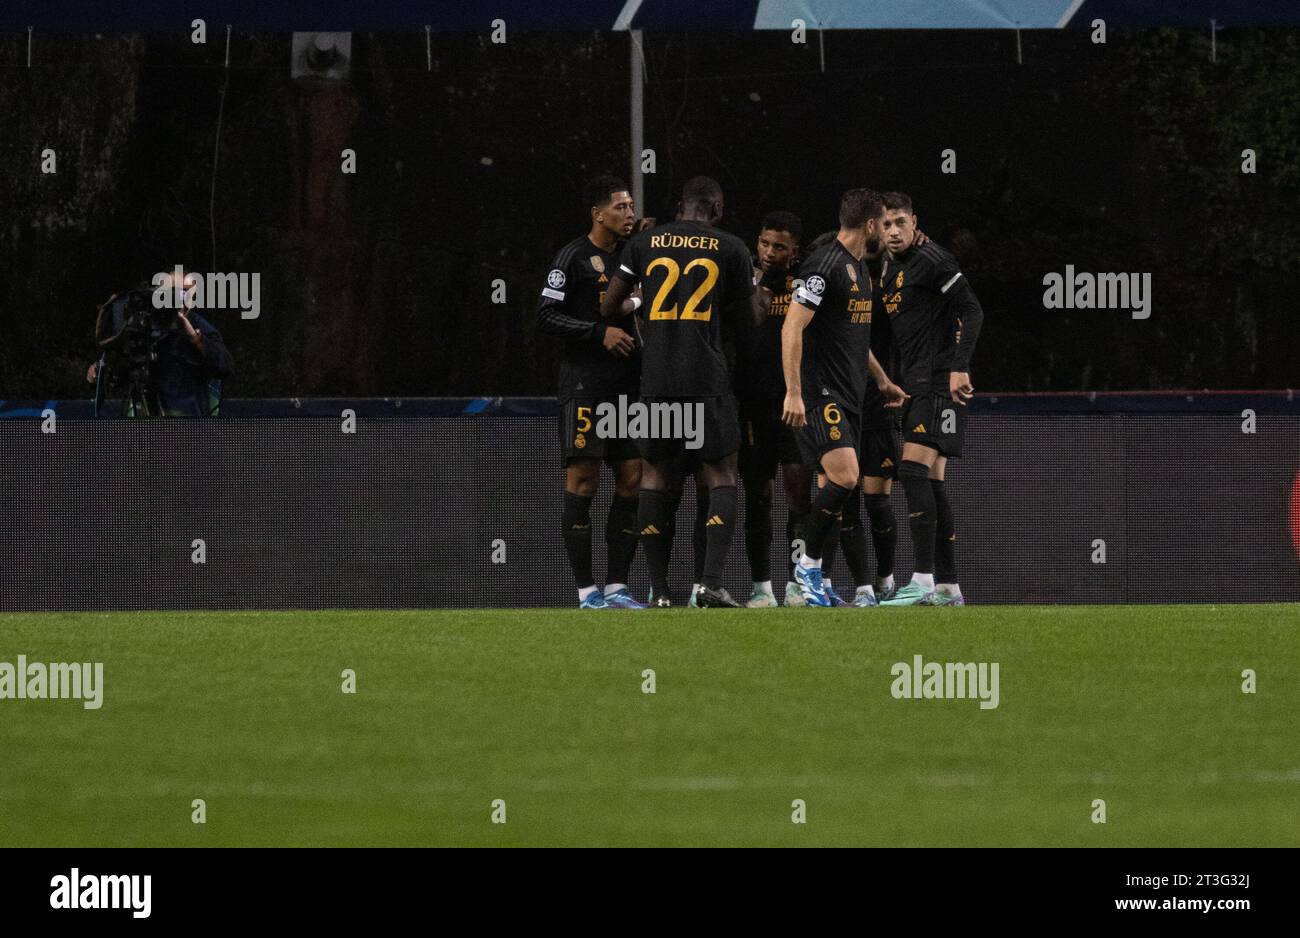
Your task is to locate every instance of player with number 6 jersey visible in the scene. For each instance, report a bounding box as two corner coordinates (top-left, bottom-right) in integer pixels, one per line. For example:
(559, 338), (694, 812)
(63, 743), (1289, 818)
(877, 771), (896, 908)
(780, 189), (908, 607)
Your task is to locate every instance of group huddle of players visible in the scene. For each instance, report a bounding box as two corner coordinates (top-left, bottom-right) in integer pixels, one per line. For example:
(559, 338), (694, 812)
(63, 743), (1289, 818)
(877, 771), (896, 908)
(537, 174), (984, 609)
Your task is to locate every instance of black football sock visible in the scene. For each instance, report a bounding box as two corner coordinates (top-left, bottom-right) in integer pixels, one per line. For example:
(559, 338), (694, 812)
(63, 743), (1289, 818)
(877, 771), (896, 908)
(786, 508), (809, 578)
(838, 486), (870, 589)
(561, 491), (595, 590)
(932, 479), (957, 585)
(692, 490), (709, 586)
(663, 479), (684, 559)
(899, 461), (936, 575)
(805, 480), (852, 562)
(702, 484), (738, 590)
(822, 517), (840, 581)
(743, 483), (773, 583)
(638, 489), (673, 597)
(865, 493), (897, 581)
(605, 494), (640, 588)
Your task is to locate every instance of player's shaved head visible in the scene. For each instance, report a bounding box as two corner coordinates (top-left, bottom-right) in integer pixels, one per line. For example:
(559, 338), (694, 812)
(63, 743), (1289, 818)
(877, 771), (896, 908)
(838, 189), (884, 229)
(680, 175), (724, 219)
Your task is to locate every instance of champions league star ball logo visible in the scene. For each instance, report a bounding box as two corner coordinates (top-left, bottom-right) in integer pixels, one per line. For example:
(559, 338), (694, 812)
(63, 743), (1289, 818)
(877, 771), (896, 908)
(547, 269), (566, 289)
(805, 275), (826, 295)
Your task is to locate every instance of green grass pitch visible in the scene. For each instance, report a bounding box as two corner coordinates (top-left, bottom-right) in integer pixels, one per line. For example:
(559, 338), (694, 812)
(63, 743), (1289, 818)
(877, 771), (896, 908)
(0, 605), (1296, 847)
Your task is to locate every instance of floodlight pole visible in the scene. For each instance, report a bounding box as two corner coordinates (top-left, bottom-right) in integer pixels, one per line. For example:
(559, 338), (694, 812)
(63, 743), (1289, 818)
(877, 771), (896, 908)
(630, 29), (645, 215)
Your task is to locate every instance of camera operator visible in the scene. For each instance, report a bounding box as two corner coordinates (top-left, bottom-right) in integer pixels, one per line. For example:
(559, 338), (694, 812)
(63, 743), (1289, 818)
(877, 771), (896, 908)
(88, 268), (232, 416)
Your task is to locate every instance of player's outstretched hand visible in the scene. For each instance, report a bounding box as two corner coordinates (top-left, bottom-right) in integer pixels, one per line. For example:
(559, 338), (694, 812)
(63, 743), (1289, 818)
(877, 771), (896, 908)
(950, 371), (974, 404)
(602, 326), (635, 357)
(880, 381), (909, 409)
(781, 391), (807, 428)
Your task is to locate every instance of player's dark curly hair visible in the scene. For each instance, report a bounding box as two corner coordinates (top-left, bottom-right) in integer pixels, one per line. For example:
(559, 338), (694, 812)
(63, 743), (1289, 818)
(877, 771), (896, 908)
(838, 188), (884, 228)
(760, 210), (803, 242)
(583, 174), (629, 210)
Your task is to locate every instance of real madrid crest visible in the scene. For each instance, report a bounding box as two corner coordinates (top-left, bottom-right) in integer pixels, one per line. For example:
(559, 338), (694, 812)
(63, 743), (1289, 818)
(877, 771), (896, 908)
(845, 263), (858, 284)
(590, 256), (605, 273)
(829, 427), (841, 441)
(895, 270), (904, 289)
(574, 433), (586, 449)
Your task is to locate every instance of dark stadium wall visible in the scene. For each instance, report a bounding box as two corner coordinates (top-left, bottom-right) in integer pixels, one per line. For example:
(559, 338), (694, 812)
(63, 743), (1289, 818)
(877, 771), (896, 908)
(0, 29), (1297, 399)
(4, 415), (1297, 610)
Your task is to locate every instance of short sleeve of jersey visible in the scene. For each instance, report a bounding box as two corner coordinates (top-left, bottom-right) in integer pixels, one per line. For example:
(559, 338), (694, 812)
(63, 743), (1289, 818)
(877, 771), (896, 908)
(916, 244), (963, 294)
(791, 248), (834, 309)
(540, 248), (575, 304)
(723, 237), (756, 305)
(615, 232), (645, 283)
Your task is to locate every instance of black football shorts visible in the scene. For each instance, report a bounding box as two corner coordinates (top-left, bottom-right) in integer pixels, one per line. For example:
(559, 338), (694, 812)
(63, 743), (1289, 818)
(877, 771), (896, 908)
(738, 398), (803, 480)
(560, 396), (643, 465)
(901, 391), (967, 458)
(795, 396), (861, 468)
(638, 394), (741, 464)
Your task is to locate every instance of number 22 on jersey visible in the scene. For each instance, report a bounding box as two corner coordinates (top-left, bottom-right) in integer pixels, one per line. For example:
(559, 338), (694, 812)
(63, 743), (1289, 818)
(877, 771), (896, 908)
(645, 258), (719, 321)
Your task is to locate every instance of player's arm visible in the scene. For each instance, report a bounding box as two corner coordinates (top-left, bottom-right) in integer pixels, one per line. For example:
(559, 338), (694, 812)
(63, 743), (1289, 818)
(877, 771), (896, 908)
(536, 256), (634, 357)
(601, 235), (644, 320)
(945, 279), (984, 405)
(751, 263), (788, 327)
(867, 350), (907, 408)
(599, 273), (635, 319)
(750, 269), (770, 327)
(780, 301), (813, 427)
(537, 257), (599, 339)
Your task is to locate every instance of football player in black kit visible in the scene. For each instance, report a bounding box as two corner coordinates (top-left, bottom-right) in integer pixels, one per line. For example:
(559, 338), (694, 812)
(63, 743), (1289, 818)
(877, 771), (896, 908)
(854, 236), (903, 605)
(781, 189), (908, 607)
(537, 175), (646, 609)
(601, 176), (758, 608)
(735, 211), (814, 607)
(875, 192), (984, 607)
